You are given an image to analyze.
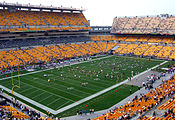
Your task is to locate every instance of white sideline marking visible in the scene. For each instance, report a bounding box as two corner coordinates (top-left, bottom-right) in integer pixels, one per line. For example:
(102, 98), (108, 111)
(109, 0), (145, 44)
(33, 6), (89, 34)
(0, 60), (167, 115)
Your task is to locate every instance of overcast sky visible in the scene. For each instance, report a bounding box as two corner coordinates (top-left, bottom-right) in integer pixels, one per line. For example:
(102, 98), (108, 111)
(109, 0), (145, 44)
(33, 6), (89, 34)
(1, 0), (175, 26)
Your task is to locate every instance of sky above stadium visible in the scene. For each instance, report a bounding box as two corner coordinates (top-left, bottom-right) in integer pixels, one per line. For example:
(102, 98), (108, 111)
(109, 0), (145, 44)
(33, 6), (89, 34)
(1, 0), (175, 26)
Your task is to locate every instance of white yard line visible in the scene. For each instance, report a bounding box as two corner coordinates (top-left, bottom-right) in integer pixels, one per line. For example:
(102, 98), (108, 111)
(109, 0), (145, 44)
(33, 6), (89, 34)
(31, 92), (46, 99)
(0, 57), (167, 115)
(56, 101), (70, 110)
(47, 98), (62, 106)
(38, 95), (53, 103)
(19, 87), (34, 94)
(54, 76), (102, 93)
(17, 80), (75, 102)
(22, 76), (85, 99)
(25, 89), (40, 96)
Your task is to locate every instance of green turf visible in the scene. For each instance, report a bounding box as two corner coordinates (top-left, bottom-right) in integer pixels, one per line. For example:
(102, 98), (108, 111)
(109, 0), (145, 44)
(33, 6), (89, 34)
(58, 84), (140, 118)
(0, 55), (163, 116)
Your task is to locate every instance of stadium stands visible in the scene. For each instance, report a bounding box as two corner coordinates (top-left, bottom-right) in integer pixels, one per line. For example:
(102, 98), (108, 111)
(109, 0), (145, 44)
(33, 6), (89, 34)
(111, 15), (175, 34)
(138, 91), (175, 119)
(90, 35), (175, 44)
(118, 44), (138, 54)
(0, 42), (117, 70)
(0, 9), (90, 32)
(156, 46), (175, 58)
(89, 35), (175, 60)
(143, 45), (163, 57)
(158, 96), (175, 111)
(133, 44), (150, 56)
(112, 42), (175, 59)
(1, 105), (30, 119)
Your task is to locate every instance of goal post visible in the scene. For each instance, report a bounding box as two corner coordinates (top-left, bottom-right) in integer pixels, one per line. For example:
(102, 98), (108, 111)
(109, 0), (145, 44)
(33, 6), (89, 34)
(11, 66), (20, 94)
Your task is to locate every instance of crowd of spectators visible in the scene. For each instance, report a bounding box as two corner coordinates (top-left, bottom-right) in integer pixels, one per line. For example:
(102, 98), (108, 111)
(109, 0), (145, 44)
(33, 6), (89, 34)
(111, 15), (175, 34)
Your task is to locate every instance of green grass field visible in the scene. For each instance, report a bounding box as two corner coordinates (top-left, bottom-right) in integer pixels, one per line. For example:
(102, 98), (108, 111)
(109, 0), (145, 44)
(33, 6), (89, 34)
(0, 55), (163, 116)
(58, 84), (140, 117)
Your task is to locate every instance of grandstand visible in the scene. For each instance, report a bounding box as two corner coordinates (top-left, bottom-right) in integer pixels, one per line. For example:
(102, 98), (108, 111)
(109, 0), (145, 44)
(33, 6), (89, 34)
(0, 1), (175, 120)
(111, 14), (175, 35)
(0, 2), (89, 32)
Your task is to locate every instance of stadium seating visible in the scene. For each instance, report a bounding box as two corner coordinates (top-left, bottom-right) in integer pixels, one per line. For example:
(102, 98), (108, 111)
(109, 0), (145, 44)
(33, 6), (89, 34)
(147, 37), (163, 43)
(90, 35), (129, 41)
(125, 36), (138, 42)
(0, 9), (90, 32)
(158, 96), (175, 110)
(1, 105), (30, 119)
(112, 15), (175, 34)
(112, 43), (175, 59)
(114, 44), (138, 54)
(156, 46), (175, 58)
(143, 45), (163, 57)
(90, 35), (174, 44)
(161, 37), (174, 44)
(90, 36), (101, 41)
(133, 44), (150, 56)
(113, 44), (127, 54)
(138, 96), (175, 120)
(0, 42), (117, 70)
(121, 44), (138, 54)
(137, 37), (150, 42)
(124, 17), (139, 29)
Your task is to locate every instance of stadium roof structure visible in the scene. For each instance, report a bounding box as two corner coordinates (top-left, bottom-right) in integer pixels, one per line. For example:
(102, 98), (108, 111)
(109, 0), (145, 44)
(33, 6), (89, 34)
(0, 2), (85, 13)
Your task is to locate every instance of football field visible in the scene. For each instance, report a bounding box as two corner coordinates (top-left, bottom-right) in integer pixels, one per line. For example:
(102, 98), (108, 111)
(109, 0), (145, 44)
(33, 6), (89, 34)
(0, 55), (163, 115)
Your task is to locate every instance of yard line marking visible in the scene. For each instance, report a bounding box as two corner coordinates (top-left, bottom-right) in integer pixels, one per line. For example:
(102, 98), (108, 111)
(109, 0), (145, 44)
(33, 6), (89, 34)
(53, 77), (94, 95)
(39, 95), (53, 103)
(31, 72), (97, 94)
(35, 75), (95, 95)
(54, 75), (100, 91)
(53, 75), (107, 91)
(56, 101), (70, 110)
(25, 89), (40, 97)
(24, 75), (85, 99)
(47, 98), (61, 106)
(19, 80), (75, 102)
(19, 87), (34, 94)
(32, 92), (46, 99)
